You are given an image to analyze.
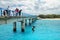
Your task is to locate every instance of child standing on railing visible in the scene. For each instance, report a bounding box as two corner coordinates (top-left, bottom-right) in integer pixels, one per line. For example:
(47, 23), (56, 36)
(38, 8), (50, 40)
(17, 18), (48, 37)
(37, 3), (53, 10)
(15, 8), (19, 16)
(19, 9), (22, 16)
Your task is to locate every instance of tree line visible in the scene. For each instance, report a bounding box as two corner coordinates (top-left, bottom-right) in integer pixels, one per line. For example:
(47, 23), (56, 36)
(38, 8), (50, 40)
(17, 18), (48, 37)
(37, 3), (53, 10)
(38, 14), (60, 18)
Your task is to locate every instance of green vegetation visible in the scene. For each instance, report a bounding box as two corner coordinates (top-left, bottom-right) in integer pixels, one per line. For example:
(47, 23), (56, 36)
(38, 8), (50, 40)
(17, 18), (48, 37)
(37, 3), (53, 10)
(38, 14), (60, 18)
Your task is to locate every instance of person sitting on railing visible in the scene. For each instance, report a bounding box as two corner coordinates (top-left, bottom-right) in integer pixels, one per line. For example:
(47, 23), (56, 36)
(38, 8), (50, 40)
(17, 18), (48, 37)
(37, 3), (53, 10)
(7, 6), (10, 16)
(19, 9), (22, 16)
(15, 8), (19, 16)
(3, 10), (7, 16)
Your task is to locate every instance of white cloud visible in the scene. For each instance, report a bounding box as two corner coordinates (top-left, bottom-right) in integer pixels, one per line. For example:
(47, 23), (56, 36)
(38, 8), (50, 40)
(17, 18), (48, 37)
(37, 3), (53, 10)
(0, 0), (60, 15)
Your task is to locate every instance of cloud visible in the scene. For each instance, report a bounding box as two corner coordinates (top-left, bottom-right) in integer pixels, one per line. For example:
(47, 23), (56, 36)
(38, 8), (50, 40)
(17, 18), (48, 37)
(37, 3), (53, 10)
(0, 0), (60, 15)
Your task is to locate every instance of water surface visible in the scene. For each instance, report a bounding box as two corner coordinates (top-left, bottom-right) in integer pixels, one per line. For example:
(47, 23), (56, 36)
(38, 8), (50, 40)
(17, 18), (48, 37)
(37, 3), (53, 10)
(0, 20), (60, 40)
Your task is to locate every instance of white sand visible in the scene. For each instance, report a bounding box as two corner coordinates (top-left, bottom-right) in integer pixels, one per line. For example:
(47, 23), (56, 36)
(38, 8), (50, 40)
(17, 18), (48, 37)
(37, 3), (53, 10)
(42, 18), (60, 20)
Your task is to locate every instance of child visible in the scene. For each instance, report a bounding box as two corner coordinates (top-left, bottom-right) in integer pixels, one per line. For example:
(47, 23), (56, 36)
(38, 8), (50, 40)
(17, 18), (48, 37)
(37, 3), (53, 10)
(19, 9), (22, 16)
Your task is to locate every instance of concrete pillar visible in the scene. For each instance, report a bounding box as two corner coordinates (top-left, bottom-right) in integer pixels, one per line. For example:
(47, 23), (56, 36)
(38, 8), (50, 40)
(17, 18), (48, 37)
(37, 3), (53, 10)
(35, 18), (37, 21)
(32, 18), (34, 23)
(29, 18), (31, 25)
(25, 19), (27, 26)
(32, 18), (35, 22)
(31, 18), (33, 23)
(13, 22), (16, 32)
(32, 18), (37, 23)
(21, 19), (25, 32)
(33, 18), (36, 22)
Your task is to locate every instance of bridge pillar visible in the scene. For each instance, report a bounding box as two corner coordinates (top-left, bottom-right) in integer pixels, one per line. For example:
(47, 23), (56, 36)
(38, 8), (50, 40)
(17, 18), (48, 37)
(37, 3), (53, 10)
(21, 19), (25, 32)
(32, 18), (37, 22)
(31, 18), (33, 23)
(29, 18), (32, 25)
(34, 18), (36, 21)
(25, 19), (27, 26)
(13, 22), (16, 32)
(32, 18), (34, 22)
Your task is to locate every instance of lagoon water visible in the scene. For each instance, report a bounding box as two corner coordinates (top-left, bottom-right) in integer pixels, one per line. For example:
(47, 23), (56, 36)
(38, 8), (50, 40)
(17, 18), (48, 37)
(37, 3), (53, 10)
(0, 20), (60, 40)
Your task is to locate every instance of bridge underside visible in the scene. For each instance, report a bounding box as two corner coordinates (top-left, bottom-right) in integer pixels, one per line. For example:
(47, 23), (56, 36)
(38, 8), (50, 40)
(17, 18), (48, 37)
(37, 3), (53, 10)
(0, 16), (37, 25)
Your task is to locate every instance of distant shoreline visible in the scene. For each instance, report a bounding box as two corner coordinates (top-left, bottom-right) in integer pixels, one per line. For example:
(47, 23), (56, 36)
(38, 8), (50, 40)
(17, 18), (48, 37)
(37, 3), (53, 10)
(40, 18), (60, 20)
(37, 17), (60, 20)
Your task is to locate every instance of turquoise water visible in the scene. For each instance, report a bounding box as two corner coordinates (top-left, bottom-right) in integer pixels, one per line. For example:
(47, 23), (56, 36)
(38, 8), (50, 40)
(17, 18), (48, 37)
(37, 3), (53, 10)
(0, 20), (60, 40)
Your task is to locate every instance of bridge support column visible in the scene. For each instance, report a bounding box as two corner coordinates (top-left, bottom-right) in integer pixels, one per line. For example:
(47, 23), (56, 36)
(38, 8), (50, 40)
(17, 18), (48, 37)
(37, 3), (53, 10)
(32, 18), (34, 22)
(34, 18), (37, 21)
(21, 19), (25, 32)
(29, 18), (32, 25)
(13, 22), (16, 32)
(25, 19), (27, 26)
(32, 18), (37, 22)
(31, 18), (33, 23)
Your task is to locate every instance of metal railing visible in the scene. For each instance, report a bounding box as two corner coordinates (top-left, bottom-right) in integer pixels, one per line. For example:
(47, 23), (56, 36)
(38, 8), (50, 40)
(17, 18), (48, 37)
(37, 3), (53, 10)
(0, 9), (37, 19)
(0, 9), (22, 17)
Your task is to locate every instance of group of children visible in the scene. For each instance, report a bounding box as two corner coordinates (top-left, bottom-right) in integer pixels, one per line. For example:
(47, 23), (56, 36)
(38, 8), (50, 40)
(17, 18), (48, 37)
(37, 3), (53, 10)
(3, 8), (22, 16)
(2, 7), (36, 32)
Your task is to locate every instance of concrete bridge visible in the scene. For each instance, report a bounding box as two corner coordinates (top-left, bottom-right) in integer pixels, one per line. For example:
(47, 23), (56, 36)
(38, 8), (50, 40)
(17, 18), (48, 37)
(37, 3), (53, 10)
(0, 8), (38, 32)
(0, 16), (37, 32)
(0, 16), (37, 24)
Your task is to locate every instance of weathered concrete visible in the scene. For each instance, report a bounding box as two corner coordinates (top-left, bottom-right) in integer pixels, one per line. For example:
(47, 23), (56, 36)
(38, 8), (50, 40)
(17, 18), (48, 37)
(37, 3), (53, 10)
(0, 16), (37, 25)
(13, 22), (16, 32)
(25, 19), (27, 26)
(29, 18), (31, 25)
(21, 18), (25, 32)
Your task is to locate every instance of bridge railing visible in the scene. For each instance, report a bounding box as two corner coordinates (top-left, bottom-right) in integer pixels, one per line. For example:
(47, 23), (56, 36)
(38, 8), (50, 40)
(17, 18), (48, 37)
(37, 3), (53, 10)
(0, 9), (37, 19)
(0, 9), (22, 17)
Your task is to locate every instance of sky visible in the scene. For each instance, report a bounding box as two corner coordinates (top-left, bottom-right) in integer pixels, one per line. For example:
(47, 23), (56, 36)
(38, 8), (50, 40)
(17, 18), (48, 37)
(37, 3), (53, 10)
(0, 0), (60, 15)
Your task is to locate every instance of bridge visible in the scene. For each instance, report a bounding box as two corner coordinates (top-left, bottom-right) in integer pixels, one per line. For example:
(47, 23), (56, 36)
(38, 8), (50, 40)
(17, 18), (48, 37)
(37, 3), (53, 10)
(0, 9), (38, 32)
(0, 15), (37, 32)
(0, 16), (37, 28)
(0, 16), (37, 24)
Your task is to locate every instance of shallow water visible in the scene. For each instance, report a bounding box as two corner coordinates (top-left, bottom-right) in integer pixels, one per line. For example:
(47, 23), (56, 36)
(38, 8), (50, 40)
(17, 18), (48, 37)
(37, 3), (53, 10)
(0, 20), (60, 40)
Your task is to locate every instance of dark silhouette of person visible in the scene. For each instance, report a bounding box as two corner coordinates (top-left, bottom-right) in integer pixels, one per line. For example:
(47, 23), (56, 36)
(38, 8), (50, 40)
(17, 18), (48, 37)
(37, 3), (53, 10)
(32, 26), (35, 32)
(3, 10), (6, 16)
(3, 10), (7, 16)
(19, 9), (22, 16)
(7, 6), (10, 16)
(5, 10), (8, 15)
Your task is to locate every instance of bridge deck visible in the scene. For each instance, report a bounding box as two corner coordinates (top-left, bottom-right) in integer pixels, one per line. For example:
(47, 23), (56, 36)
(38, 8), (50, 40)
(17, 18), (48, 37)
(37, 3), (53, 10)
(0, 16), (36, 19)
(0, 16), (37, 25)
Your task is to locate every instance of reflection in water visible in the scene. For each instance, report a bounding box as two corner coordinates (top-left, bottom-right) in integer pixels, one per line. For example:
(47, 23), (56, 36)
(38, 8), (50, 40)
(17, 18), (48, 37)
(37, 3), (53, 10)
(0, 20), (7, 24)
